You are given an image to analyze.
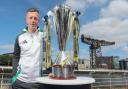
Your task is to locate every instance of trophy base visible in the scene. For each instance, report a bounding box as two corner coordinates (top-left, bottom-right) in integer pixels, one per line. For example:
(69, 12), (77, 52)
(50, 64), (76, 80)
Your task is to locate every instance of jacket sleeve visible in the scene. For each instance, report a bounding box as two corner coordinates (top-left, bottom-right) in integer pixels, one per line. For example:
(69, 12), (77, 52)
(12, 36), (20, 76)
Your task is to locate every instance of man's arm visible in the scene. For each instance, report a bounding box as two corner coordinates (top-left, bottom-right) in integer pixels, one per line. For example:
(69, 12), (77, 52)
(12, 36), (20, 76)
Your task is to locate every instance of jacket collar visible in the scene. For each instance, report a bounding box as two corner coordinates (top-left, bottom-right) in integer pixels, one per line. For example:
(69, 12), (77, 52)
(23, 27), (42, 32)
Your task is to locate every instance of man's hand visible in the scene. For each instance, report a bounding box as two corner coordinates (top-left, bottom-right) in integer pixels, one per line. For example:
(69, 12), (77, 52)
(48, 73), (54, 77)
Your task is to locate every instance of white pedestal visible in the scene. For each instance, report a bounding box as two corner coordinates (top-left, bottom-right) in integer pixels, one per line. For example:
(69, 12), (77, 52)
(36, 76), (95, 89)
(36, 76), (95, 85)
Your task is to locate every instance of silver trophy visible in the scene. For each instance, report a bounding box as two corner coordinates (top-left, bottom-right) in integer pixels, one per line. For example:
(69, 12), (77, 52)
(44, 5), (80, 80)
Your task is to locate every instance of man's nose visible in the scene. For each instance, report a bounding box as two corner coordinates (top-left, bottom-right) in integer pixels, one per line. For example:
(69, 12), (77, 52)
(31, 18), (35, 21)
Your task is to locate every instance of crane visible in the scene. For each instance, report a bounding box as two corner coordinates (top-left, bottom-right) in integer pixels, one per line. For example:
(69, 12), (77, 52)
(81, 34), (115, 69)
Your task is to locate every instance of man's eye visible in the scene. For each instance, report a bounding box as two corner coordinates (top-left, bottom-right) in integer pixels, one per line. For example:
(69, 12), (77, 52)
(30, 17), (33, 19)
(34, 17), (38, 20)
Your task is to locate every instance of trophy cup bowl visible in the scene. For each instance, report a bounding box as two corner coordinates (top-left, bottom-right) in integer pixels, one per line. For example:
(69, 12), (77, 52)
(46, 5), (79, 80)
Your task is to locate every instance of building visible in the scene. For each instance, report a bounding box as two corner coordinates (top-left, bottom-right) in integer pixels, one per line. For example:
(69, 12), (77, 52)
(119, 58), (128, 70)
(96, 56), (119, 69)
(78, 58), (90, 70)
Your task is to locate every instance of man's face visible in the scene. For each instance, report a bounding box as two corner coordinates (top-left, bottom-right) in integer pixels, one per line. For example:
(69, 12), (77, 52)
(26, 12), (39, 30)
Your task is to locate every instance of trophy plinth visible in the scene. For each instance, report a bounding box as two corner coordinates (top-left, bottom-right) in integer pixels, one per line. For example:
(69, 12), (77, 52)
(50, 64), (76, 80)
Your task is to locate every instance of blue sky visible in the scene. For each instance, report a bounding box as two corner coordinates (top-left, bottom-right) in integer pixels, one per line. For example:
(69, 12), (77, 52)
(0, 0), (128, 60)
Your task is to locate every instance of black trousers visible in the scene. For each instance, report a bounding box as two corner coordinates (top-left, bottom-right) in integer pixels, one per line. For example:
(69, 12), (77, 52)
(12, 79), (48, 89)
(39, 84), (91, 89)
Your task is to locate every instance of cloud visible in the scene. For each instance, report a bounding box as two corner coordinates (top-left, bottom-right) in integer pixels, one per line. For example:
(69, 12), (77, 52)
(0, 44), (14, 51)
(100, 0), (128, 19)
(65, 0), (107, 12)
(80, 0), (128, 56)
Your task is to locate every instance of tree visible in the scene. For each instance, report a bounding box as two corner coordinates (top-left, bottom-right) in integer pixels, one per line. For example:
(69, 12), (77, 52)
(0, 54), (13, 66)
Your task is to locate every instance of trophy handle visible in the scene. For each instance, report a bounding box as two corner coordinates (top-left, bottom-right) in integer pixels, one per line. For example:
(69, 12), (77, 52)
(71, 15), (80, 64)
(44, 16), (52, 69)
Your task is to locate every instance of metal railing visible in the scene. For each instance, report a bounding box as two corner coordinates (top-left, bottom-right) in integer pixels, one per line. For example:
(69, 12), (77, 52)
(92, 77), (128, 89)
(0, 74), (12, 89)
(0, 66), (12, 89)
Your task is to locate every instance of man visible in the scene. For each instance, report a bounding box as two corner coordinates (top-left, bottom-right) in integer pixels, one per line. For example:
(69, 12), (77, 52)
(12, 8), (44, 89)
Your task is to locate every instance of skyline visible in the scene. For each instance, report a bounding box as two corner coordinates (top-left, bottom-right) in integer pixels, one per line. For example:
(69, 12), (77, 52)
(0, 0), (128, 60)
